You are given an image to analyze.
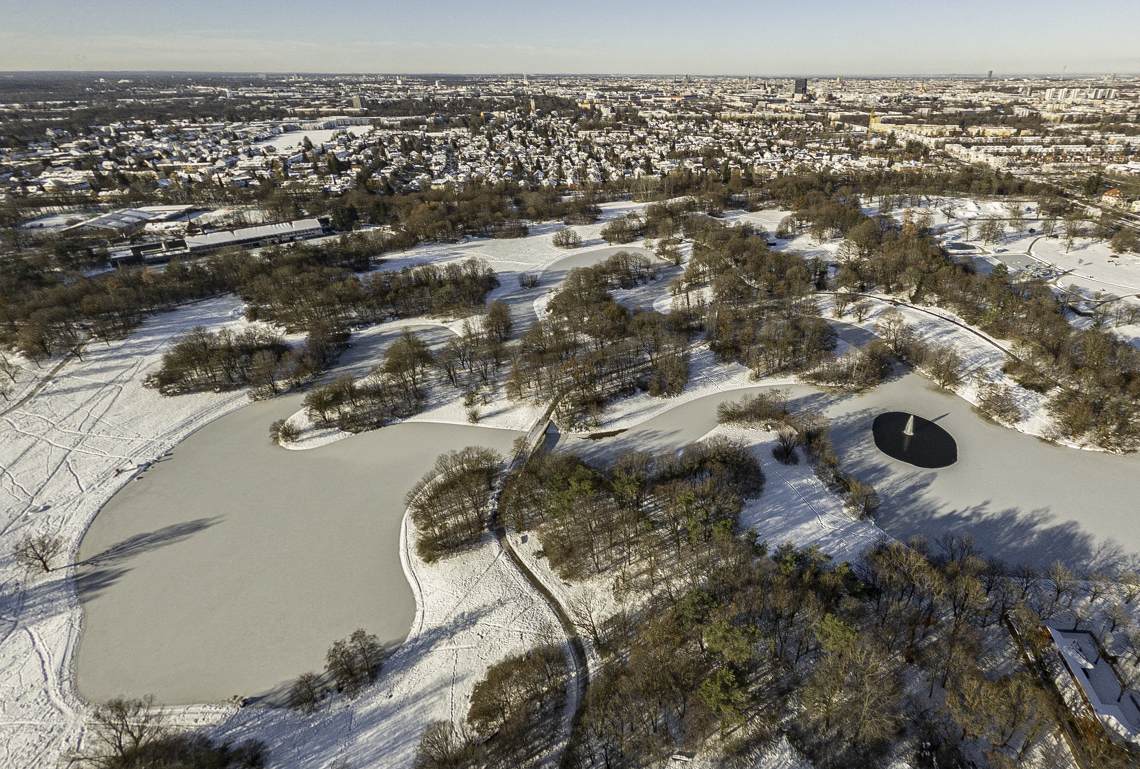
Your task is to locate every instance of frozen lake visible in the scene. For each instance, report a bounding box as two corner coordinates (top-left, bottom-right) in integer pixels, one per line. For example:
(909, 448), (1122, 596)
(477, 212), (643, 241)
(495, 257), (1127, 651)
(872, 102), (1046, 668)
(556, 373), (1140, 574)
(73, 246), (665, 707)
(76, 383), (520, 706)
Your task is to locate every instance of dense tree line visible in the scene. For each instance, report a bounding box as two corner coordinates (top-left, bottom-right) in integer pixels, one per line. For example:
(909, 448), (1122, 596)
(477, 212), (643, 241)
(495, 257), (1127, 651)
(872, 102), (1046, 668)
(502, 437), (763, 581)
(241, 254), (499, 332)
(146, 321), (347, 398)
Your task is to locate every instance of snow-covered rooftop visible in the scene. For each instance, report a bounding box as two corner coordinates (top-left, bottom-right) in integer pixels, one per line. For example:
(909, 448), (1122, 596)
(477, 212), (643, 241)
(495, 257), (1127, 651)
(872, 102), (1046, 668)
(1047, 625), (1140, 744)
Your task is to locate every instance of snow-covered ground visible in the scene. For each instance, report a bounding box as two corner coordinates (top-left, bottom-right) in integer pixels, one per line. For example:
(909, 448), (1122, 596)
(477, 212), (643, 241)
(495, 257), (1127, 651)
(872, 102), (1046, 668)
(205, 515), (568, 769)
(252, 126), (374, 153)
(0, 297), (254, 768)
(4, 198), (1134, 768)
(15, 212), (96, 233)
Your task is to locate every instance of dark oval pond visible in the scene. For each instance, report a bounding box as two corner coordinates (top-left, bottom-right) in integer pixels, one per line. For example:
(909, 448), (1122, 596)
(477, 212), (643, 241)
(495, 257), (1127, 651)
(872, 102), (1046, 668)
(872, 412), (957, 468)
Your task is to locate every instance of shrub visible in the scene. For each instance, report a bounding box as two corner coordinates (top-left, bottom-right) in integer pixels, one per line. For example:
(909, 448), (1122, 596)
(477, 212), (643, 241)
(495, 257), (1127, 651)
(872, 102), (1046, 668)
(773, 428), (800, 465)
(716, 390), (792, 428)
(844, 478), (881, 519)
(552, 227), (582, 248)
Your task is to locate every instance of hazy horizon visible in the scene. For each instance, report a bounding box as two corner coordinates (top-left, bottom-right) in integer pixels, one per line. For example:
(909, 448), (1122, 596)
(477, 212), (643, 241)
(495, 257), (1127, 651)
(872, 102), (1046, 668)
(1, 0), (1137, 77)
(1, 70), (1136, 79)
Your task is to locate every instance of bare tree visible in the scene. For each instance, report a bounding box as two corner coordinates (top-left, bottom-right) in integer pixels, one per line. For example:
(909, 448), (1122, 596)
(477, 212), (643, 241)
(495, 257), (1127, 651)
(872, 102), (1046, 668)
(1007, 203), (1025, 235)
(0, 352), (21, 382)
(568, 588), (605, 650)
(1119, 571), (1140, 604)
(289, 671), (324, 714)
(773, 428), (800, 465)
(1064, 213), (1083, 253)
(832, 292), (853, 319)
(979, 216), (1005, 246)
(924, 344), (965, 389)
(269, 419), (299, 445)
(13, 533), (63, 573)
(72, 696), (168, 768)
(325, 628), (384, 698)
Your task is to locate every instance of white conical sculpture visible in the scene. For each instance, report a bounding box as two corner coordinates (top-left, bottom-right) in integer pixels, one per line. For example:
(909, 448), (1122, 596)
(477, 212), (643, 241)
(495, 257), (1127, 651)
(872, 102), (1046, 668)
(903, 415), (915, 437)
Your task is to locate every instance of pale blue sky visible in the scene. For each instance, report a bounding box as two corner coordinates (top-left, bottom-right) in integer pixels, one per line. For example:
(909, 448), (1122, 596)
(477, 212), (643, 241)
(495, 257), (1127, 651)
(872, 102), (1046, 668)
(1, 0), (1137, 75)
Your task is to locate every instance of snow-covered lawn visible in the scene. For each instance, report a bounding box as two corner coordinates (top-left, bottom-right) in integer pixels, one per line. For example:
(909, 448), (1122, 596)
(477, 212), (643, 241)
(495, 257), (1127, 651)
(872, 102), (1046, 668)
(0, 297), (254, 768)
(252, 126), (374, 153)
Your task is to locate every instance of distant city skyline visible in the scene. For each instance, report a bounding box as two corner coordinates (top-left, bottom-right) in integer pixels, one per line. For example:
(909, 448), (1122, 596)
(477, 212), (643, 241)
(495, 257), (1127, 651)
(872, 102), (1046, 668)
(1, 0), (1138, 76)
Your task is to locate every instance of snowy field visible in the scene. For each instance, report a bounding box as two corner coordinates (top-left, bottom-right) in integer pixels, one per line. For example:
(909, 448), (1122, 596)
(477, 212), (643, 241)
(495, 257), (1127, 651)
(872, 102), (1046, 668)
(252, 126), (374, 153)
(15, 212), (96, 233)
(0, 297), (254, 767)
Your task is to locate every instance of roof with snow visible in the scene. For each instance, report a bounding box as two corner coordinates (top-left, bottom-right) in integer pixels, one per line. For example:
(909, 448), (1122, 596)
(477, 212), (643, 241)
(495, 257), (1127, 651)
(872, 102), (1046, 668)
(184, 218), (324, 252)
(1047, 625), (1140, 745)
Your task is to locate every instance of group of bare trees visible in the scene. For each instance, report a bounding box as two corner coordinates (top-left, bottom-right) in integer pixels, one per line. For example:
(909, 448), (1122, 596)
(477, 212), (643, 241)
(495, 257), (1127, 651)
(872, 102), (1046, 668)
(599, 213), (644, 244)
(240, 255), (500, 333)
(415, 644), (568, 769)
(405, 446), (504, 562)
(666, 219), (840, 381)
(289, 628), (384, 714)
(297, 302), (512, 435)
(804, 338), (893, 392)
(501, 436), (763, 582)
(552, 227), (582, 248)
(68, 695), (266, 769)
(505, 251), (690, 428)
(869, 307), (966, 390)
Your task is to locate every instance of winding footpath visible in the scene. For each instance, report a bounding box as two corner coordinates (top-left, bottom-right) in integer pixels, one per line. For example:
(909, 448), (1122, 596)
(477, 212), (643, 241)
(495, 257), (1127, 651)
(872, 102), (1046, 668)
(491, 399), (592, 764)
